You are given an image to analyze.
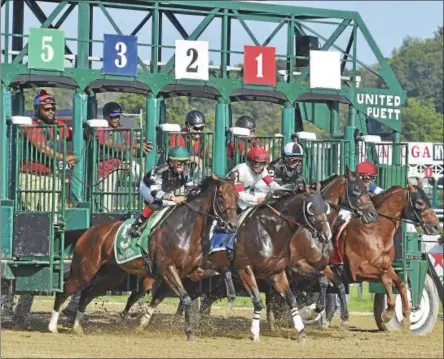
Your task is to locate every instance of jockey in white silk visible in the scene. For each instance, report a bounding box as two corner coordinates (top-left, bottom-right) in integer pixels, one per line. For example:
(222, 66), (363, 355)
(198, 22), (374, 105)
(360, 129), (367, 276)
(226, 147), (283, 210)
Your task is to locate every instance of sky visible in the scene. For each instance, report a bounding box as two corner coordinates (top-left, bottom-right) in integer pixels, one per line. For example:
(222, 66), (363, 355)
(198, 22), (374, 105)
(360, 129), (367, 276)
(1, 1), (443, 68)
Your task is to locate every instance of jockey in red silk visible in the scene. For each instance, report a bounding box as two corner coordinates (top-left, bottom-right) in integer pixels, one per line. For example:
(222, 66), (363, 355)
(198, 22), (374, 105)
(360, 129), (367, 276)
(226, 147), (283, 210)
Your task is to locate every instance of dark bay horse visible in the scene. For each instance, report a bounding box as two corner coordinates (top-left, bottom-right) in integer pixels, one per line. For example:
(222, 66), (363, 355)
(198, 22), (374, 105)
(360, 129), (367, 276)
(48, 174), (239, 340)
(328, 183), (441, 328)
(207, 185), (334, 342)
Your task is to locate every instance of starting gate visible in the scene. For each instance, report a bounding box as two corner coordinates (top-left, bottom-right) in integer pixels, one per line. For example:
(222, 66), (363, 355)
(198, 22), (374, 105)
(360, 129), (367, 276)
(1, 0), (440, 335)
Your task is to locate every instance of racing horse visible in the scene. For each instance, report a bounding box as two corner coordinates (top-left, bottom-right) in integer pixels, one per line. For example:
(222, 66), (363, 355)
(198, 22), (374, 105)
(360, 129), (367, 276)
(48, 174), (239, 340)
(118, 169), (378, 328)
(128, 184), (334, 342)
(323, 182), (441, 328)
(188, 169), (379, 332)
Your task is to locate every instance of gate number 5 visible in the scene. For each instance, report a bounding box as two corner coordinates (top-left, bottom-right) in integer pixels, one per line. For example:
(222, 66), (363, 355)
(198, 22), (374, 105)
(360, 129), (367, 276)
(41, 36), (54, 63)
(115, 41), (128, 68)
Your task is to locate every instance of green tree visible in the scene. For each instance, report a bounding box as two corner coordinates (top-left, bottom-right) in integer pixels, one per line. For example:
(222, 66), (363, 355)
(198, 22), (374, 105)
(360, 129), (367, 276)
(402, 97), (444, 141)
(390, 27), (443, 113)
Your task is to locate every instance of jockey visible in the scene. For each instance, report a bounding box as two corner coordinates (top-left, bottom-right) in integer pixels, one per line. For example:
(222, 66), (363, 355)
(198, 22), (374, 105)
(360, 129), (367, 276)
(268, 141), (306, 192)
(336, 161), (383, 225)
(356, 161), (383, 196)
(127, 146), (191, 237)
(226, 147), (282, 210)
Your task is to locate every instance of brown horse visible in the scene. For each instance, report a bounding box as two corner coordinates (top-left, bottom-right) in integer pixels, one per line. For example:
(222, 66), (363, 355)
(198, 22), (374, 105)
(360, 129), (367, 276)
(194, 169), (378, 332)
(329, 183), (441, 327)
(208, 185), (335, 342)
(48, 174), (239, 340)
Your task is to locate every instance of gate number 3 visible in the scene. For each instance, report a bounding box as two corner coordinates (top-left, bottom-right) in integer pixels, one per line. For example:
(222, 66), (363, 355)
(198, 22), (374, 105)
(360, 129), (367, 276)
(41, 36), (54, 62)
(115, 41), (128, 68)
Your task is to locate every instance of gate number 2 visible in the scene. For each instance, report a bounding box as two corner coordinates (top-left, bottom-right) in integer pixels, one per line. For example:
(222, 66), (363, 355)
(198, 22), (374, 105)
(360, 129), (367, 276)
(186, 48), (198, 73)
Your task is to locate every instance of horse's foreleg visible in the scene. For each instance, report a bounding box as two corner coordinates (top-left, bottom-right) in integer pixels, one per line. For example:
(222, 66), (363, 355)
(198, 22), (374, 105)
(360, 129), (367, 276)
(268, 271), (305, 343)
(49, 258), (99, 333)
(73, 268), (127, 334)
(137, 280), (168, 332)
(380, 271), (395, 323)
(121, 277), (156, 320)
(322, 265), (349, 326)
(238, 266), (263, 342)
(387, 266), (411, 325)
(292, 261), (328, 315)
(162, 265), (195, 341)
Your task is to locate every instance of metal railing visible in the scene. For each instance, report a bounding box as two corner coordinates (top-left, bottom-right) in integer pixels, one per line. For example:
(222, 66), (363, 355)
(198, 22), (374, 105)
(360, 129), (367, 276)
(86, 128), (145, 214)
(300, 139), (351, 182)
(10, 124), (67, 221)
(227, 135), (284, 171)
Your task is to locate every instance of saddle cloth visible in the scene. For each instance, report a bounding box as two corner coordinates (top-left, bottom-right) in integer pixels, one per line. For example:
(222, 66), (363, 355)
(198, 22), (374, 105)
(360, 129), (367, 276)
(209, 206), (256, 254)
(114, 207), (173, 264)
(329, 219), (351, 265)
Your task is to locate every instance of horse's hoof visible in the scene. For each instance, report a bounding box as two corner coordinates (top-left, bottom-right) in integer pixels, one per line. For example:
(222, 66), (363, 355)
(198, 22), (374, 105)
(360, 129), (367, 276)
(401, 317), (411, 334)
(297, 333), (307, 344)
(135, 325), (145, 334)
(48, 325), (58, 334)
(72, 325), (83, 335)
(339, 320), (350, 331)
(187, 335), (195, 342)
(251, 335), (260, 343)
(381, 310), (393, 323)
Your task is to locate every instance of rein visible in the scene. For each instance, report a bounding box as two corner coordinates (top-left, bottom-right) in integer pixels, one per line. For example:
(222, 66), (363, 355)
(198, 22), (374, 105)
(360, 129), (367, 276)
(182, 184), (237, 229)
(377, 190), (423, 226)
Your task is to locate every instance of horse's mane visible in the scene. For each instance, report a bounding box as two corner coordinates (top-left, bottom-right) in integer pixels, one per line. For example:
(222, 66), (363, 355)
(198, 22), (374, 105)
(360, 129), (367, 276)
(310, 174), (340, 193)
(187, 175), (231, 200)
(371, 185), (403, 207)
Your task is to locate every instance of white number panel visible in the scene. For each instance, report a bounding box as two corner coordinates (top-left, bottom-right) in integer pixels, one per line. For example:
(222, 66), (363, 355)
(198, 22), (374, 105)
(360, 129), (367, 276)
(175, 40), (209, 81)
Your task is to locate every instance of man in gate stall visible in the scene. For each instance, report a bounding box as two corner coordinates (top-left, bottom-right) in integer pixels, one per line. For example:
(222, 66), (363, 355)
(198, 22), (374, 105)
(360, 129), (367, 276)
(95, 101), (153, 212)
(268, 141), (307, 193)
(168, 110), (211, 181)
(226, 115), (263, 160)
(3, 89), (77, 325)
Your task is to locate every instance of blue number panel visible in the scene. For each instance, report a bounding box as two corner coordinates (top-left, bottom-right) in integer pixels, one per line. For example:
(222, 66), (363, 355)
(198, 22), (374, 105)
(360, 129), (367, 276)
(103, 34), (138, 76)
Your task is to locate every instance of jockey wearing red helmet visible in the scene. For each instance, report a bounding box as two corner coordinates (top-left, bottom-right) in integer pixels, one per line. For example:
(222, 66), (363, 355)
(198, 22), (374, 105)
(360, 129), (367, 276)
(226, 147), (282, 209)
(356, 161), (383, 196)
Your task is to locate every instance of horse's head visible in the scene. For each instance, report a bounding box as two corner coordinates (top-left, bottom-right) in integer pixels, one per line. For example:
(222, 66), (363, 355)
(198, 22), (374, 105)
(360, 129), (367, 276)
(343, 166), (378, 224)
(405, 181), (441, 236)
(208, 173), (239, 233)
(303, 182), (332, 243)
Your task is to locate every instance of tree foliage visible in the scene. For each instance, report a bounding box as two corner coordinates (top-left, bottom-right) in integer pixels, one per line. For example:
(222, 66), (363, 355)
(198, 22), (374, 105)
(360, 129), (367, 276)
(402, 98), (443, 142)
(390, 27), (443, 114)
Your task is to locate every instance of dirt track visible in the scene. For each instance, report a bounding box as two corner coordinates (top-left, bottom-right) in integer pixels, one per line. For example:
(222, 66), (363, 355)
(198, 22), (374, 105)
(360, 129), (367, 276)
(1, 300), (443, 358)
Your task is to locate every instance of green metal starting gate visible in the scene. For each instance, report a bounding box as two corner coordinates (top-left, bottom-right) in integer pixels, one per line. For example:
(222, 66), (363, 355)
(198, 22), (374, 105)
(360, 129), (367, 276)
(1, 0), (438, 334)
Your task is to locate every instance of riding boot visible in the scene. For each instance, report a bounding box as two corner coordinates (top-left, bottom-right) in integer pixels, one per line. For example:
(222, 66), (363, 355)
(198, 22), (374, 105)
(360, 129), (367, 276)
(128, 207), (153, 237)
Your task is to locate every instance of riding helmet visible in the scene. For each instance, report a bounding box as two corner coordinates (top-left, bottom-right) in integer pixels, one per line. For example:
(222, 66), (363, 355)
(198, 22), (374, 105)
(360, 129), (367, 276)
(235, 116), (256, 131)
(185, 110), (206, 128)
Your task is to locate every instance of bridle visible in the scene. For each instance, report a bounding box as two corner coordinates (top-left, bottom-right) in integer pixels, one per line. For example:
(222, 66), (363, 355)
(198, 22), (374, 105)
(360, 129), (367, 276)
(182, 182), (237, 231)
